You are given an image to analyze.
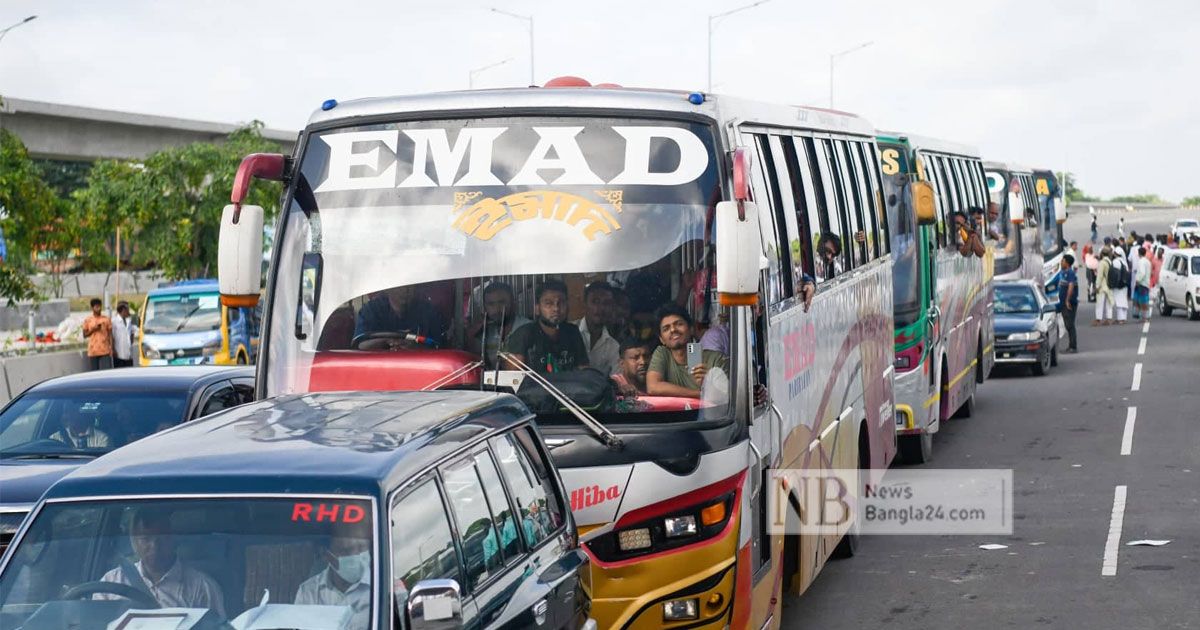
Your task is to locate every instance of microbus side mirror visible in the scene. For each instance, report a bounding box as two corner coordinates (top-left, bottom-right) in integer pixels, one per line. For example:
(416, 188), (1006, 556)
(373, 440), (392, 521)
(909, 180), (937, 226)
(407, 579), (464, 630)
(716, 200), (761, 305)
(219, 204), (265, 308)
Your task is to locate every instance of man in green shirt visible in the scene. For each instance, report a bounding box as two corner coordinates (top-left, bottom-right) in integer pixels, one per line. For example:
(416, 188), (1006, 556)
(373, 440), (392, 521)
(647, 304), (727, 399)
(503, 280), (590, 373)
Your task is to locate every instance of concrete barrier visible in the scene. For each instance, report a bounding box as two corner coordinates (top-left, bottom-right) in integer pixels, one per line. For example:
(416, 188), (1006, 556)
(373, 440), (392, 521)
(0, 299), (70, 330)
(0, 349), (90, 405)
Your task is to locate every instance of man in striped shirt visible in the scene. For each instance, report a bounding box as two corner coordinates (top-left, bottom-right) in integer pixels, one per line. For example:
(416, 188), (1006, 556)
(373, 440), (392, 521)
(49, 406), (110, 449)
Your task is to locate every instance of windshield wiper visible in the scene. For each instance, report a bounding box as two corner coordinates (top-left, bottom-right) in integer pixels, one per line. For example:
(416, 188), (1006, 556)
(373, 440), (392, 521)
(2, 452), (99, 460)
(174, 304), (203, 332)
(498, 352), (623, 451)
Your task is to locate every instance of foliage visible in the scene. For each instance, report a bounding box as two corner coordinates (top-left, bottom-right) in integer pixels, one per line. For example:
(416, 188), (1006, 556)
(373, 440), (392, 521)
(1108, 194), (1164, 204)
(35, 159), (93, 197)
(1179, 196), (1200, 207)
(0, 128), (72, 299)
(73, 123), (283, 280)
(1056, 171), (1093, 203)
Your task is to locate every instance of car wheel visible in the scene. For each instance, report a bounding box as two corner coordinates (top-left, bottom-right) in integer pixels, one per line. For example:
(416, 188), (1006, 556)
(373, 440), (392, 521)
(1159, 289), (1174, 317)
(1032, 346), (1050, 376)
(1188, 295), (1199, 321)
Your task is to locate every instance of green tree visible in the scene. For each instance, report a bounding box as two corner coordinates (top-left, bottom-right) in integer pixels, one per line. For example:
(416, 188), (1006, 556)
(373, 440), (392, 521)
(1056, 171), (1093, 203)
(1109, 194), (1163, 204)
(74, 124), (283, 280)
(0, 128), (60, 302)
(1180, 196), (1200, 207)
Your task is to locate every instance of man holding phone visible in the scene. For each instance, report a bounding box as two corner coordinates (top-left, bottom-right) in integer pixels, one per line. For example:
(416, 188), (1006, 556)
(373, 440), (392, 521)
(646, 304), (727, 399)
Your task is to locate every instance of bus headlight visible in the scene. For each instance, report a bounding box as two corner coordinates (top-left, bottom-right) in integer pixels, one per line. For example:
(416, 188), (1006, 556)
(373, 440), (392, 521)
(663, 515), (698, 538)
(587, 477), (739, 563)
(142, 344), (160, 360)
(662, 598), (699, 621)
(617, 528), (652, 551)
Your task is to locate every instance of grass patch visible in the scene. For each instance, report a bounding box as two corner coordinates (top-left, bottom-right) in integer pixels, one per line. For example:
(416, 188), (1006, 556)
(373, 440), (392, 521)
(68, 294), (147, 313)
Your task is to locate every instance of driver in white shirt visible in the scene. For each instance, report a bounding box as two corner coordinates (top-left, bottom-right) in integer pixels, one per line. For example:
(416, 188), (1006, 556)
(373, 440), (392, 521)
(294, 526), (372, 628)
(96, 508), (225, 615)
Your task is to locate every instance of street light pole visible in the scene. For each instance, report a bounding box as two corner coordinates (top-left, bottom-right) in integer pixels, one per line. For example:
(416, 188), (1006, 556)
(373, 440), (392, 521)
(469, 57), (513, 89)
(707, 0), (772, 93)
(490, 8), (534, 86)
(0, 15), (37, 49)
(829, 40), (872, 109)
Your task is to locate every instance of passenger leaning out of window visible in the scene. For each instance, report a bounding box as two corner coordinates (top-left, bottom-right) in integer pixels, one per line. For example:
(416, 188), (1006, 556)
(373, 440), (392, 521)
(954, 210), (986, 258)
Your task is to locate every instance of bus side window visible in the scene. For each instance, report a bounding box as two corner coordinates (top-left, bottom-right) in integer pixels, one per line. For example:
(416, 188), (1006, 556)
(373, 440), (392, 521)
(781, 136), (819, 282)
(859, 142), (889, 256)
(845, 141), (877, 260)
(814, 139), (851, 277)
(750, 134), (788, 303)
(798, 137), (833, 283)
(766, 134), (810, 295)
(830, 140), (865, 269)
(923, 154), (948, 248)
(935, 156), (959, 249)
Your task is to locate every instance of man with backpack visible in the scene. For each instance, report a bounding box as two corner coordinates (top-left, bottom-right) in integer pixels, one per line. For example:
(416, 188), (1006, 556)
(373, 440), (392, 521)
(1111, 246), (1131, 324)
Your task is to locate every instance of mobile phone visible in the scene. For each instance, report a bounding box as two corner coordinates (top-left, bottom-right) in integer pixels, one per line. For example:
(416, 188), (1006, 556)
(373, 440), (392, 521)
(686, 342), (702, 370)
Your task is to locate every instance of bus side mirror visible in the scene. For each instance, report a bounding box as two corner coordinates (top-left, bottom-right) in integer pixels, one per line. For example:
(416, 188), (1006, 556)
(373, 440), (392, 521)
(909, 180), (937, 226)
(716, 200), (761, 305)
(1055, 197), (1067, 224)
(219, 204), (264, 308)
(1008, 192), (1024, 225)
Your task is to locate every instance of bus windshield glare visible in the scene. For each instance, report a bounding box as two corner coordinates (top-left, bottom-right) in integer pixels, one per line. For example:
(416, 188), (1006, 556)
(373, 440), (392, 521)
(266, 116), (732, 424)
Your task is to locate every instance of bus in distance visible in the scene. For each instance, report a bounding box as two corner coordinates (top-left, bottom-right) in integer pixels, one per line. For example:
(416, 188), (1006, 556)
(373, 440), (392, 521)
(878, 134), (995, 464)
(218, 82), (899, 629)
(1033, 169), (1067, 300)
(985, 162), (1045, 287)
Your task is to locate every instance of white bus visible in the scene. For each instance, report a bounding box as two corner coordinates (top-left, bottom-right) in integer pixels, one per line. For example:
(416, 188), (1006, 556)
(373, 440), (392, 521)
(985, 162), (1045, 286)
(218, 81), (900, 629)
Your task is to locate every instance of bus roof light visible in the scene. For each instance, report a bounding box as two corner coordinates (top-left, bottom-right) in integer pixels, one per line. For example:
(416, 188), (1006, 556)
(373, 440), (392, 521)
(687, 92), (706, 105)
(321, 99), (338, 111)
(544, 76), (591, 87)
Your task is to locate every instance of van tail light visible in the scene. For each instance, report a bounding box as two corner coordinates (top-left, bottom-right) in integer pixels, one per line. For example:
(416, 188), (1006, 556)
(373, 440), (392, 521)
(895, 342), (924, 371)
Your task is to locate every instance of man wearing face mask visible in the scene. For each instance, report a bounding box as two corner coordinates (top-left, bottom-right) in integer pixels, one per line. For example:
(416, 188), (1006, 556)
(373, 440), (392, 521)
(502, 280), (590, 373)
(294, 530), (372, 627)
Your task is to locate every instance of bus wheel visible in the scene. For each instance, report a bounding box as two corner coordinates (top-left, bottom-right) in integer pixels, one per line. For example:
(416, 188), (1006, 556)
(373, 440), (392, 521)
(975, 338), (985, 384)
(832, 426), (868, 559)
(899, 431), (932, 465)
(953, 394), (974, 419)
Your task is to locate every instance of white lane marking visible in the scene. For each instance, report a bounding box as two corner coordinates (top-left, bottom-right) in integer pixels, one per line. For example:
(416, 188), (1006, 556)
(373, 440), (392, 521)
(1121, 407), (1137, 455)
(1131, 363), (1143, 391)
(1142, 321), (1150, 334)
(1102, 485), (1128, 577)
(1137, 337), (1147, 355)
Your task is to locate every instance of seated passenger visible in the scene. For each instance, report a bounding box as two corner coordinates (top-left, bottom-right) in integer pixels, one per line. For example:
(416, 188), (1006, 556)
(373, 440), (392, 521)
(466, 281), (531, 368)
(611, 338), (650, 397)
(50, 406), (110, 449)
(502, 280), (590, 373)
(96, 508), (225, 615)
(353, 285), (443, 350)
(817, 232), (844, 282)
(647, 304), (727, 399)
(953, 210), (986, 257)
(294, 526), (371, 628)
(573, 281), (620, 376)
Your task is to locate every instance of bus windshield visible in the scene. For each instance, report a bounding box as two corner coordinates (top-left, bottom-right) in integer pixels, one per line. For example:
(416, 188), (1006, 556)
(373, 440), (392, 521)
(878, 150), (922, 328)
(1036, 173), (1062, 260)
(143, 292), (222, 334)
(265, 115), (732, 425)
(985, 169), (1020, 274)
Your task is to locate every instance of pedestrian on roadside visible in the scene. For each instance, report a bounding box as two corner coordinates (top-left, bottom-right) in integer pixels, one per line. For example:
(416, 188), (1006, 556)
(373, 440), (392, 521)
(1118, 216), (1126, 238)
(1057, 254), (1079, 353)
(1133, 246), (1152, 320)
(1127, 241), (1141, 319)
(1094, 247), (1114, 326)
(82, 298), (114, 370)
(1089, 216), (1098, 243)
(1083, 243), (1099, 302)
(1111, 248), (1130, 324)
(1150, 244), (1164, 292)
(112, 301), (136, 368)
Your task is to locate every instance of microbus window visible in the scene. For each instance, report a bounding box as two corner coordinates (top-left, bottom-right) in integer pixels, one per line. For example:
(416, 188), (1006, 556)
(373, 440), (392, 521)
(862, 143), (890, 256)
(750, 134), (789, 303)
(391, 477), (464, 608)
(767, 134), (812, 292)
(949, 158), (971, 211)
(832, 140), (867, 268)
(845, 141), (878, 260)
(923, 154), (948, 248)
(811, 138), (849, 280)
(780, 136), (818, 280)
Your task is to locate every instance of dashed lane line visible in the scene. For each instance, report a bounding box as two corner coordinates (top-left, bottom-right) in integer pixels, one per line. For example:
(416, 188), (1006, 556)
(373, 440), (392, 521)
(1138, 337), (1147, 355)
(1120, 407), (1137, 456)
(1102, 485), (1128, 577)
(1131, 363), (1143, 392)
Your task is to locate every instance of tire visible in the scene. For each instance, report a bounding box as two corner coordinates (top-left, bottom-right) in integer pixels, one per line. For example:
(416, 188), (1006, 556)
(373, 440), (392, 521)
(899, 431), (933, 465)
(975, 339), (986, 385)
(1032, 346), (1050, 376)
(953, 393), (975, 419)
(1158, 290), (1174, 317)
(1188, 295), (1199, 321)
(832, 430), (867, 559)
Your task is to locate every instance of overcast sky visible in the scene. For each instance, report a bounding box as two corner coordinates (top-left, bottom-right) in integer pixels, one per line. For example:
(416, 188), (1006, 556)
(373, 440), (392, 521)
(2, 0), (1197, 200)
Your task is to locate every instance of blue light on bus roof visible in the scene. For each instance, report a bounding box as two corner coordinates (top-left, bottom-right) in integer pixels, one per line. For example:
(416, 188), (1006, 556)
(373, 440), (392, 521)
(687, 92), (706, 105)
(321, 99), (338, 111)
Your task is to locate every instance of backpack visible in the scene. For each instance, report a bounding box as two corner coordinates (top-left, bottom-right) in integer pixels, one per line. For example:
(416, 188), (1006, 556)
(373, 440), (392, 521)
(1108, 259), (1129, 290)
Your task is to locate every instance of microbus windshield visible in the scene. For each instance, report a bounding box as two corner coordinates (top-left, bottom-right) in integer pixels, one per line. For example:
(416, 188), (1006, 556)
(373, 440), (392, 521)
(142, 292), (222, 334)
(0, 497), (375, 630)
(265, 115), (732, 426)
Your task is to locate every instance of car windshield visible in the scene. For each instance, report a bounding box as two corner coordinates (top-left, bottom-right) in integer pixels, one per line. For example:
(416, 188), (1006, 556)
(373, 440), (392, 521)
(994, 285), (1039, 314)
(0, 392), (188, 458)
(0, 497), (375, 629)
(143, 292), (222, 334)
(265, 115), (733, 426)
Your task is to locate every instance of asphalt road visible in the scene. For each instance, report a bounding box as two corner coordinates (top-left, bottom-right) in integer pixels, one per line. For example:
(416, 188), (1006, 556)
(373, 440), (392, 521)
(782, 208), (1200, 629)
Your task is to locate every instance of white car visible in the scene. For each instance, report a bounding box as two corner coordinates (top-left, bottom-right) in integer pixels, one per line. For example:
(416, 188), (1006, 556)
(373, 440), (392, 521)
(1157, 248), (1200, 320)
(1171, 218), (1200, 243)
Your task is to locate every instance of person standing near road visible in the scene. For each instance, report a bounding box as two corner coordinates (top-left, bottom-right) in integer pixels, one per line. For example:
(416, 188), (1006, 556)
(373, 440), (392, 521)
(111, 301), (136, 368)
(1127, 241), (1142, 319)
(1057, 254), (1079, 353)
(1117, 216), (1126, 238)
(1111, 247), (1130, 324)
(1133, 246), (1153, 320)
(1083, 243), (1099, 302)
(1094, 247), (1114, 326)
(1090, 216), (1099, 243)
(82, 298), (114, 370)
